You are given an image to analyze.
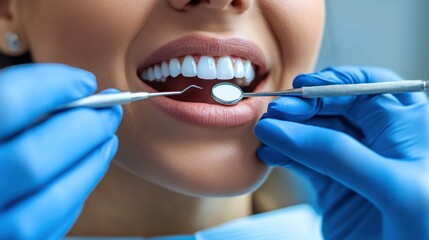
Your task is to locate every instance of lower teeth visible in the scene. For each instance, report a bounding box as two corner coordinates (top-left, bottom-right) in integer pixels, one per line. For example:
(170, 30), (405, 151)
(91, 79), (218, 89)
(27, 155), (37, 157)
(140, 69), (267, 104)
(144, 77), (255, 103)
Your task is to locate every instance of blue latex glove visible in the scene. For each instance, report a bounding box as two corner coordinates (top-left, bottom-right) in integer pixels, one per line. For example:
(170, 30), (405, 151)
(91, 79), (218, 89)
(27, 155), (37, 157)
(0, 64), (122, 239)
(255, 66), (429, 239)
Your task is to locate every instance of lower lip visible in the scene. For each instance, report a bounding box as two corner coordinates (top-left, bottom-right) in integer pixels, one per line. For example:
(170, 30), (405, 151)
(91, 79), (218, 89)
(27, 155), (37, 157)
(137, 77), (269, 127)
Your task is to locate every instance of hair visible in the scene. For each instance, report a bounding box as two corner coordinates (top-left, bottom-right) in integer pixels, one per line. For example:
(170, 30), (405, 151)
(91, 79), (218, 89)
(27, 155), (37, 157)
(0, 52), (32, 68)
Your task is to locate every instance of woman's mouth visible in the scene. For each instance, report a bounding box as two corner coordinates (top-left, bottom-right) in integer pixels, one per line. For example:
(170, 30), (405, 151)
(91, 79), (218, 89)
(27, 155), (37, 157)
(138, 55), (266, 104)
(135, 35), (270, 126)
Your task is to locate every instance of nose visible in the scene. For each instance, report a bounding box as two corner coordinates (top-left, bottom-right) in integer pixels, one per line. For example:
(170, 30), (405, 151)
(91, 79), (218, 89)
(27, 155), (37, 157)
(170, 0), (250, 12)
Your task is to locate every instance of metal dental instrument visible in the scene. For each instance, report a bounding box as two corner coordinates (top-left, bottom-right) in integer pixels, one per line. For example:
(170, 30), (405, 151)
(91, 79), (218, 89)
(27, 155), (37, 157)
(60, 85), (203, 109)
(211, 80), (428, 105)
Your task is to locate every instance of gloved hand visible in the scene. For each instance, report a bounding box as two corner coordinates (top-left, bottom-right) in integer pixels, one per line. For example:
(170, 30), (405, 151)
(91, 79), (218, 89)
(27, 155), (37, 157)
(255, 66), (429, 239)
(0, 64), (122, 239)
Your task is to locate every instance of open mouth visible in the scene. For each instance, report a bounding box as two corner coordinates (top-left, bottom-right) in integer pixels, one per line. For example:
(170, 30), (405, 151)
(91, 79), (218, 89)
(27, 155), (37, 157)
(138, 55), (267, 104)
(133, 35), (269, 126)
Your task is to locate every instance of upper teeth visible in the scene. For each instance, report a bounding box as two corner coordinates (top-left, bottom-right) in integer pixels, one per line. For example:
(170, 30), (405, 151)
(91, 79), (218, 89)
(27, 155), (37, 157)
(141, 55), (255, 84)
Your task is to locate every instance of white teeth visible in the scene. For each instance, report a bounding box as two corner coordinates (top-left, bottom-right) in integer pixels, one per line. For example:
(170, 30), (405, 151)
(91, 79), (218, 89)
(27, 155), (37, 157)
(244, 60), (255, 83)
(234, 59), (245, 78)
(169, 58), (181, 78)
(154, 65), (162, 80)
(143, 56), (257, 84)
(197, 56), (217, 80)
(161, 61), (169, 78)
(181, 55), (197, 77)
(147, 67), (155, 81)
(217, 56), (234, 80)
(142, 69), (148, 80)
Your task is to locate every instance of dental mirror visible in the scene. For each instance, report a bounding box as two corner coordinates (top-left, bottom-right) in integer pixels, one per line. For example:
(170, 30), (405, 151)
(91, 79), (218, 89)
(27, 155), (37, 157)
(211, 82), (303, 105)
(211, 82), (244, 105)
(211, 80), (429, 105)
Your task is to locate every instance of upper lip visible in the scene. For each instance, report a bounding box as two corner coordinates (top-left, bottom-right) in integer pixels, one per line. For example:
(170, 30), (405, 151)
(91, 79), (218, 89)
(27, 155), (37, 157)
(138, 35), (268, 74)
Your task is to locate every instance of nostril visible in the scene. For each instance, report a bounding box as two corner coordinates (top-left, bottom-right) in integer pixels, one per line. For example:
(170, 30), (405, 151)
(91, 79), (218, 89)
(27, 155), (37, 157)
(170, 0), (250, 12)
(231, 0), (241, 8)
(189, 0), (202, 5)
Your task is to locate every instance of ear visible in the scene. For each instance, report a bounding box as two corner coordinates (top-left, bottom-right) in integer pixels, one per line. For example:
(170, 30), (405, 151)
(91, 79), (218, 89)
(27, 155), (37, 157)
(0, 0), (28, 56)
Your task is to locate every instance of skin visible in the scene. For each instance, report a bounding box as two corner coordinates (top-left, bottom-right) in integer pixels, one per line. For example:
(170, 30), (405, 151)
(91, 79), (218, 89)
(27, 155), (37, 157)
(0, 0), (324, 236)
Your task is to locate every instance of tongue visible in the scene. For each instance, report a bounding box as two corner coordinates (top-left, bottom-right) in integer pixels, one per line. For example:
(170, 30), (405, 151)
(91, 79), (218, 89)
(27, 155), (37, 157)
(147, 76), (222, 104)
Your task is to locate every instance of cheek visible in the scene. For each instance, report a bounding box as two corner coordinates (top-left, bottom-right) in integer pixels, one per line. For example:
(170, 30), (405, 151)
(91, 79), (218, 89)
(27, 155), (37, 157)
(259, 0), (325, 89)
(20, 0), (157, 90)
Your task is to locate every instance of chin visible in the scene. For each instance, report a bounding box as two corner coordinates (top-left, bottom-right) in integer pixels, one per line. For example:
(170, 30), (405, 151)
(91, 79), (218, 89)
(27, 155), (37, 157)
(115, 116), (272, 197)
(116, 153), (271, 198)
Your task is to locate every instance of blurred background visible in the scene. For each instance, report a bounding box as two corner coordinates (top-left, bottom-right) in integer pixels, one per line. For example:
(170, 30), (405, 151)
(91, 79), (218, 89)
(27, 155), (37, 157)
(317, 0), (429, 79)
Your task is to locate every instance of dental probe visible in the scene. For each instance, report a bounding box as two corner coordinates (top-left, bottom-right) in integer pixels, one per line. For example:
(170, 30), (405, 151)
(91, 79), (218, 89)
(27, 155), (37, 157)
(60, 85), (203, 109)
(211, 80), (428, 105)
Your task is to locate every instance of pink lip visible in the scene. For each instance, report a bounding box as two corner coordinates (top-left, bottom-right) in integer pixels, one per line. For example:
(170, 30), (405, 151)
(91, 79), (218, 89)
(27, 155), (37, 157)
(140, 35), (267, 72)
(136, 35), (270, 127)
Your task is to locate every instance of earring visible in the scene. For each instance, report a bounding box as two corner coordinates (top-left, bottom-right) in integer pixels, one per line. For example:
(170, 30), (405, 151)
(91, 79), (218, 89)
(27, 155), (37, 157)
(6, 31), (20, 53)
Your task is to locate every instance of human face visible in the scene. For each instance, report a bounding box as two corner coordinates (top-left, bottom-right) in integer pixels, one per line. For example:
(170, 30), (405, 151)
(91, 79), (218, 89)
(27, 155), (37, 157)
(16, 0), (324, 196)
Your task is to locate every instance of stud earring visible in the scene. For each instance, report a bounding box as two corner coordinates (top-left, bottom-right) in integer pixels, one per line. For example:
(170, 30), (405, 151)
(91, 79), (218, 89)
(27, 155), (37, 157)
(6, 31), (20, 53)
